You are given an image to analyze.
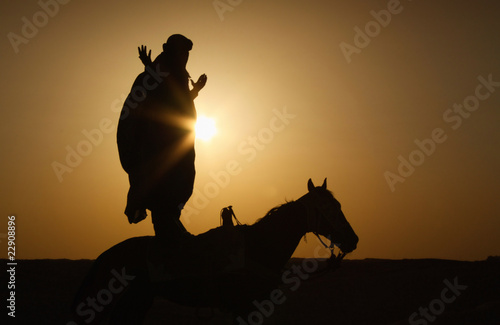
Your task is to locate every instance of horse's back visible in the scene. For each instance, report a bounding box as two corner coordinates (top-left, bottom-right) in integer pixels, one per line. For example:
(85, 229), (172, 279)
(71, 228), (251, 322)
(146, 226), (246, 281)
(71, 236), (152, 324)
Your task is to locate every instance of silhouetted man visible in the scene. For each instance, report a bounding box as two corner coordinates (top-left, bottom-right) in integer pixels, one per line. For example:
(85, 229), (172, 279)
(117, 34), (207, 241)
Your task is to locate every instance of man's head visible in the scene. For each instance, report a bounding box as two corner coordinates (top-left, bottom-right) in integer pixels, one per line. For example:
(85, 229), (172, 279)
(163, 34), (193, 67)
(163, 34), (193, 52)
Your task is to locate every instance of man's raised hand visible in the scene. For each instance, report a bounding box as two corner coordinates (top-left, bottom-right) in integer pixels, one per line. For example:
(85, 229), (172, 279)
(191, 74), (207, 92)
(138, 45), (152, 66)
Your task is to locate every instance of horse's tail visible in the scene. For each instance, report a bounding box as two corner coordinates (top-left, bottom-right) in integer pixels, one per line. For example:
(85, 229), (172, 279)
(70, 236), (152, 324)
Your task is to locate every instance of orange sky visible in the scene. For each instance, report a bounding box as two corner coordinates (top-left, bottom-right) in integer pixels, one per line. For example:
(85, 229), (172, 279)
(1, 0), (499, 260)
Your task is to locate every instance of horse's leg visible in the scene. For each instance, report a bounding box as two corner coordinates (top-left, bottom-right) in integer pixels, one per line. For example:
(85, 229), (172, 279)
(108, 273), (154, 325)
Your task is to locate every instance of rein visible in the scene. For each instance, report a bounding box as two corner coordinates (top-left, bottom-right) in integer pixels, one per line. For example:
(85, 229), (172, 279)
(297, 196), (346, 274)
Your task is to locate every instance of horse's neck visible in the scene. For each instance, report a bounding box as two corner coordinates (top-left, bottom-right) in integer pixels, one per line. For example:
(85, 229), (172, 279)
(245, 202), (307, 274)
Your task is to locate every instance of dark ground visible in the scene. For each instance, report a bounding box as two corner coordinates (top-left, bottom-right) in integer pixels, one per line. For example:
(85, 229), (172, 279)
(2, 257), (499, 324)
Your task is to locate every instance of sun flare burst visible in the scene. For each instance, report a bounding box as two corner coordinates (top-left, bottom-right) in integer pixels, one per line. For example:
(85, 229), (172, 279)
(195, 115), (217, 141)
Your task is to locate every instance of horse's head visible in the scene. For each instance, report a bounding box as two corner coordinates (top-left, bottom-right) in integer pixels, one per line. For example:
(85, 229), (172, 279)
(299, 178), (358, 254)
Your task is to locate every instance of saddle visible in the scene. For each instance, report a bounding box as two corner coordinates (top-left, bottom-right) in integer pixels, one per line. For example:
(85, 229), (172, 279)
(146, 206), (245, 283)
(220, 206), (241, 228)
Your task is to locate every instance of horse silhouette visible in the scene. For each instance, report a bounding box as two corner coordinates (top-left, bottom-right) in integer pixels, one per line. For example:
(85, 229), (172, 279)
(71, 179), (358, 324)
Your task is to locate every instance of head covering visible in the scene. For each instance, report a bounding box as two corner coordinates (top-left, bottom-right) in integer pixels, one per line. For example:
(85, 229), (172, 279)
(163, 34), (193, 53)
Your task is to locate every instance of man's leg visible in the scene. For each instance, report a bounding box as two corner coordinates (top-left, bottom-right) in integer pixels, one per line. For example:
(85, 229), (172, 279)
(151, 206), (189, 241)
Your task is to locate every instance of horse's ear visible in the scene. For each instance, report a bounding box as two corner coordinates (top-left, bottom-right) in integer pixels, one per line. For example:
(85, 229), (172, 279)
(307, 179), (315, 192)
(322, 178), (327, 189)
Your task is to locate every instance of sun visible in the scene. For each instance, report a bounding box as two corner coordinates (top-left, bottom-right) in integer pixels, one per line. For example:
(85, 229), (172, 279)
(195, 115), (217, 141)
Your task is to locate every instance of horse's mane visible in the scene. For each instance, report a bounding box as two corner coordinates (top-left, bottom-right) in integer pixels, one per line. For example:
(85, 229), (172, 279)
(252, 200), (297, 225)
(249, 188), (335, 227)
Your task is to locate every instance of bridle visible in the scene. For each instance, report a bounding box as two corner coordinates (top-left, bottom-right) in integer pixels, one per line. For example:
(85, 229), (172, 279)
(297, 191), (346, 270)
